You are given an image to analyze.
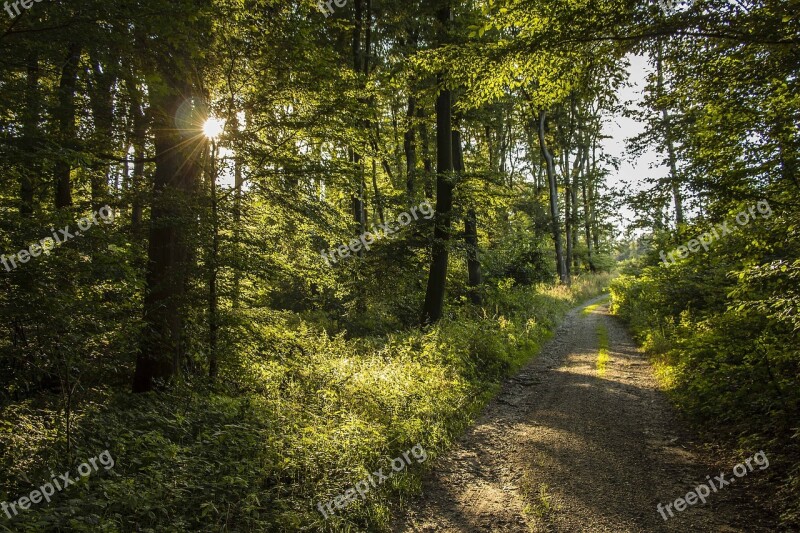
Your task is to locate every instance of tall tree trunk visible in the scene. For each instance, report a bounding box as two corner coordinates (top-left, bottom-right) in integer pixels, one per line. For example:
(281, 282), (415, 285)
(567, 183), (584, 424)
(592, 179), (600, 252)
(88, 57), (115, 210)
(537, 110), (568, 284)
(657, 40), (684, 226)
(391, 101), (403, 184)
(499, 107), (508, 176)
(351, 156), (366, 238)
(364, 0), (372, 73)
(232, 111), (244, 309)
(133, 87), (202, 393)
(122, 143), (130, 208)
(371, 158), (384, 224)
(54, 43), (81, 209)
(419, 107), (434, 199)
(571, 139), (586, 272)
(571, 177), (579, 270)
(582, 139), (595, 270)
(421, 4), (454, 326)
(485, 125), (495, 174)
(20, 52), (39, 216)
(402, 29), (419, 201)
(232, 146), (243, 308)
(405, 95), (417, 199)
(590, 140), (599, 252)
(351, 0), (366, 238)
(564, 180), (572, 279)
(208, 140), (219, 381)
(563, 147), (573, 279)
(127, 75), (147, 234)
(455, 128), (482, 304)
(363, 0), (383, 225)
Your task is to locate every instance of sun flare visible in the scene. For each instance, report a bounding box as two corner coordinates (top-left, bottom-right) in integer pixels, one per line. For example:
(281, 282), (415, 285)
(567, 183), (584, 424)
(203, 117), (225, 139)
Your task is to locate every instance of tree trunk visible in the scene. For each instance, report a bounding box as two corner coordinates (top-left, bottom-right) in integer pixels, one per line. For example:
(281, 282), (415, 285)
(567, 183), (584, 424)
(20, 52), (39, 216)
(571, 176), (579, 270)
(419, 107), (434, 199)
(371, 158), (384, 224)
(571, 139), (586, 272)
(54, 43), (81, 209)
(88, 57), (115, 210)
(453, 127), (482, 304)
(405, 95), (417, 199)
(587, 139), (600, 252)
(232, 147), (243, 308)
(582, 140), (595, 269)
(499, 107), (508, 177)
(208, 140), (219, 381)
(485, 124), (495, 174)
(563, 146), (573, 280)
(133, 87), (202, 393)
(351, 0), (366, 238)
(657, 40), (684, 226)
(232, 111), (244, 308)
(127, 76), (147, 234)
(421, 4), (454, 325)
(564, 180), (572, 279)
(351, 149), (366, 238)
(537, 110), (568, 284)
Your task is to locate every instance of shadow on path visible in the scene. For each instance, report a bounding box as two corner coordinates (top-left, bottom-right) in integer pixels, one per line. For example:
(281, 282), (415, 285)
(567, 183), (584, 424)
(398, 297), (776, 533)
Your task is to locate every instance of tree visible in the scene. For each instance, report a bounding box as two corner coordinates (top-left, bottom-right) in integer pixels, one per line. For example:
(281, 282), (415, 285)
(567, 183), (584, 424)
(421, 2), (455, 325)
(538, 110), (568, 284)
(132, 0), (214, 392)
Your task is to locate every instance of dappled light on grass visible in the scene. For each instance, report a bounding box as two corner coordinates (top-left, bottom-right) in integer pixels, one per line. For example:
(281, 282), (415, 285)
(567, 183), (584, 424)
(0, 276), (610, 531)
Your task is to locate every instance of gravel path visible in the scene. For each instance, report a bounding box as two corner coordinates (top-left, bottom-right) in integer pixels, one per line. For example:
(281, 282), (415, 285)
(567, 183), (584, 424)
(397, 297), (776, 532)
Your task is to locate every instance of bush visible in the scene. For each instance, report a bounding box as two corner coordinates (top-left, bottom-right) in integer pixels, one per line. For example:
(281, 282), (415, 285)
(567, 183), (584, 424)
(611, 258), (800, 527)
(0, 275), (609, 532)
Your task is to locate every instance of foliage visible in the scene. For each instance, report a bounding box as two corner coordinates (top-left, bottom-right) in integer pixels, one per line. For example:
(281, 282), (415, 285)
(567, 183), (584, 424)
(610, 210), (800, 526)
(0, 276), (608, 532)
(3, 0), (795, 526)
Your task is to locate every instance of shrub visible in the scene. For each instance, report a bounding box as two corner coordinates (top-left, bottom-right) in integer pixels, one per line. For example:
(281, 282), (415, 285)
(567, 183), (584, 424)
(0, 276), (609, 532)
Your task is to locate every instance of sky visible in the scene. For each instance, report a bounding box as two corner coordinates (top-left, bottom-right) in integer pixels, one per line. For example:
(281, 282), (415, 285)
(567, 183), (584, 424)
(601, 53), (668, 234)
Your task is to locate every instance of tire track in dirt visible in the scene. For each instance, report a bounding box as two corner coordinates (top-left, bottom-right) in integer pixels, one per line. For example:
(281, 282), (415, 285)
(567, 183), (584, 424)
(397, 296), (776, 532)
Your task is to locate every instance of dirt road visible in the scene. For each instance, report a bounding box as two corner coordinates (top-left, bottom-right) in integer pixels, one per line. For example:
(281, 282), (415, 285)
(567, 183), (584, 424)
(398, 297), (776, 532)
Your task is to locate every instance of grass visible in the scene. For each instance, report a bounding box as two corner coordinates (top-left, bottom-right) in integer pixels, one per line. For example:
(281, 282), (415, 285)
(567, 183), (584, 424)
(596, 323), (610, 376)
(0, 274), (612, 532)
(581, 295), (610, 317)
(521, 467), (558, 532)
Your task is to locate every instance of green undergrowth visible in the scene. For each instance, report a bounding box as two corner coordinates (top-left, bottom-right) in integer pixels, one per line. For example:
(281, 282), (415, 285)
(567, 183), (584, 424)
(0, 274), (609, 532)
(610, 262), (800, 527)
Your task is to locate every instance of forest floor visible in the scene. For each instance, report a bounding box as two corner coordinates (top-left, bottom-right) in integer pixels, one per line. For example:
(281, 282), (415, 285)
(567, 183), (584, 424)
(397, 296), (778, 532)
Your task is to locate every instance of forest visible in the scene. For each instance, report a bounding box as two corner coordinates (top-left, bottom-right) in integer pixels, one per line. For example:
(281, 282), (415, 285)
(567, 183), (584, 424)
(0, 0), (797, 531)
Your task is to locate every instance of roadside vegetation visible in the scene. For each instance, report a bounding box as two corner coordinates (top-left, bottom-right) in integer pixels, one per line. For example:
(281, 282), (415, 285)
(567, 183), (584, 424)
(1, 274), (608, 531)
(611, 201), (800, 526)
